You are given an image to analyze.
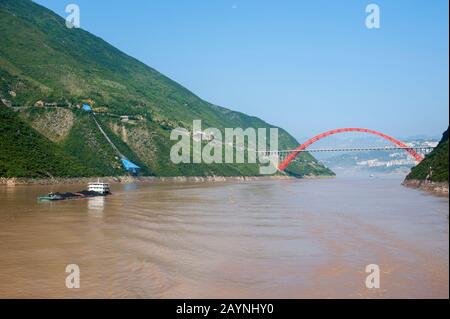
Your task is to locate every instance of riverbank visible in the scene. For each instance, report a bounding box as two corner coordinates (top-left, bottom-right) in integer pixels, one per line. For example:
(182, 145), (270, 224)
(0, 175), (305, 186)
(402, 179), (449, 197)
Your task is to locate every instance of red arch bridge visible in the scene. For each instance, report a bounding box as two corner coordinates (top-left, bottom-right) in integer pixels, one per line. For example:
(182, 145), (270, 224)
(257, 128), (435, 171)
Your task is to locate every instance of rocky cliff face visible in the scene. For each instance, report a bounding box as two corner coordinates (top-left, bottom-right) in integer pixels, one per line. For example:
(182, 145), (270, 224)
(403, 179), (449, 196)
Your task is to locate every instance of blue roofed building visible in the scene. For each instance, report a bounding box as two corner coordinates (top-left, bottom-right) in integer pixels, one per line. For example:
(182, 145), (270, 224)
(82, 104), (93, 112)
(121, 159), (141, 175)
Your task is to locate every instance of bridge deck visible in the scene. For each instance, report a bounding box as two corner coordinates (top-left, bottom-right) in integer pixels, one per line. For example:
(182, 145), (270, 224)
(258, 146), (435, 154)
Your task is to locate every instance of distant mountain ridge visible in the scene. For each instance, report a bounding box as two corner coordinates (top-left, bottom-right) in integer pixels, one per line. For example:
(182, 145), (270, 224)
(0, 0), (334, 178)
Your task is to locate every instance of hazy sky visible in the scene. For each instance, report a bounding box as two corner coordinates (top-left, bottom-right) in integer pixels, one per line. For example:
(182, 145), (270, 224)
(34, 0), (449, 139)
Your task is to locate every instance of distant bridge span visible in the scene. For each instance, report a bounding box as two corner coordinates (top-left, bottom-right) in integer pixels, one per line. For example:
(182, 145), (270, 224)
(278, 128), (425, 171)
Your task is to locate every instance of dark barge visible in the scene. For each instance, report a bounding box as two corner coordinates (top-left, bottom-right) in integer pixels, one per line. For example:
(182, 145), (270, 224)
(38, 182), (111, 201)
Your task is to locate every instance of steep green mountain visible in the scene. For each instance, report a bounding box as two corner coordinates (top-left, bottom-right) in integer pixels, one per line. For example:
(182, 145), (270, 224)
(0, 0), (334, 178)
(0, 102), (92, 178)
(406, 128), (449, 183)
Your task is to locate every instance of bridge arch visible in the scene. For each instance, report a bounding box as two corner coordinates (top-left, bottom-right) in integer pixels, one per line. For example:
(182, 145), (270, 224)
(279, 128), (424, 171)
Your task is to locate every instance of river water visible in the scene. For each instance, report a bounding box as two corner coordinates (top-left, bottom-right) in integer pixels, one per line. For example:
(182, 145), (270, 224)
(0, 176), (448, 299)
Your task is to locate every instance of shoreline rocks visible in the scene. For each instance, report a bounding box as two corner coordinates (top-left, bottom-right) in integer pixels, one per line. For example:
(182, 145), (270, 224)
(0, 175), (298, 186)
(402, 179), (449, 197)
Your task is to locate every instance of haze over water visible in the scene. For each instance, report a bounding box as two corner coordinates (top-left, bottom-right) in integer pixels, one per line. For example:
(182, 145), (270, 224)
(0, 176), (448, 298)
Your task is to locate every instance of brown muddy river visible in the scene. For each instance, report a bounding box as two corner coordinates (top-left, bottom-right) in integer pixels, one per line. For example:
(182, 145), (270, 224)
(0, 177), (448, 298)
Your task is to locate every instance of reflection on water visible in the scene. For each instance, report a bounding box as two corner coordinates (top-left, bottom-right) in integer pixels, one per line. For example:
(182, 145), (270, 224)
(88, 197), (105, 213)
(123, 183), (138, 192)
(0, 177), (448, 298)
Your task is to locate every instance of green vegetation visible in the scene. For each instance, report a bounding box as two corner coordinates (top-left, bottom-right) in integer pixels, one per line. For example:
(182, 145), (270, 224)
(406, 128), (449, 183)
(0, 0), (334, 178)
(0, 104), (92, 178)
(60, 111), (153, 177)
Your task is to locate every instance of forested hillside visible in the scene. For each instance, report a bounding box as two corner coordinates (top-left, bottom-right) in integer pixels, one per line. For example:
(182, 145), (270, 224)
(406, 128), (449, 183)
(0, 0), (334, 178)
